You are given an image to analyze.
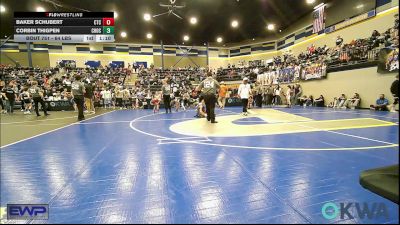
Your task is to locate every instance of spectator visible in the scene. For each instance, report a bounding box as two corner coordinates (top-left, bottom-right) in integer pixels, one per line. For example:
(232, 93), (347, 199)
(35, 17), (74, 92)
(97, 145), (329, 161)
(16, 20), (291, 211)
(286, 85), (293, 107)
(343, 93), (361, 109)
(314, 95), (325, 107)
(336, 36), (344, 47)
(334, 94), (347, 108)
(218, 81), (228, 109)
(370, 94), (389, 111)
(293, 84), (302, 105)
(273, 84), (282, 105)
(1, 84), (17, 114)
(305, 95), (314, 107)
(264, 85), (274, 107)
(298, 95), (308, 106)
(254, 81), (263, 108)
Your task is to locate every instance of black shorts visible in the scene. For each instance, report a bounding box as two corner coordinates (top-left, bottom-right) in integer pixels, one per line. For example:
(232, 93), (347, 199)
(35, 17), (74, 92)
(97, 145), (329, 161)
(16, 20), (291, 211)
(23, 99), (31, 104)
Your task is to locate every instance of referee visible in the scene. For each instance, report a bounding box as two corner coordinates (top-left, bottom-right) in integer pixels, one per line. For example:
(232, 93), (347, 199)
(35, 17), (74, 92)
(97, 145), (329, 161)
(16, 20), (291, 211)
(71, 75), (86, 121)
(197, 72), (220, 123)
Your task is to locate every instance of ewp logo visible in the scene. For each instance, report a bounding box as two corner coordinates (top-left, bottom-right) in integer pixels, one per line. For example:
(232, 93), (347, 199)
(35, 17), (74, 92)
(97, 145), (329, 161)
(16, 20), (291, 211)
(321, 202), (389, 220)
(7, 204), (49, 220)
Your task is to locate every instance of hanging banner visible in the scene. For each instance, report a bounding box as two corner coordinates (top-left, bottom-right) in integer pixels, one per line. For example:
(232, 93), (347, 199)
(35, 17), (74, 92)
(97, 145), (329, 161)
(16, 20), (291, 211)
(377, 47), (399, 74)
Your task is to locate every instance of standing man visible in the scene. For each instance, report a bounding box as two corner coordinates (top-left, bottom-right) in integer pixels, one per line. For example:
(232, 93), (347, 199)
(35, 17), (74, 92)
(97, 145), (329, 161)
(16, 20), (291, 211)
(294, 84), (302, 106)
(389, 75), (398, 112)
(84, 80), (95, 113)
(197, 72), (220, 123)
(161, 79), (172, 114)
(238, 77), (252, 116)
(71, 75), (86, 121)
(218, 81), (228, 109)
(29, 81), (50, 117)
(254, 81), (263, 108)
(1, 84), (17, 114)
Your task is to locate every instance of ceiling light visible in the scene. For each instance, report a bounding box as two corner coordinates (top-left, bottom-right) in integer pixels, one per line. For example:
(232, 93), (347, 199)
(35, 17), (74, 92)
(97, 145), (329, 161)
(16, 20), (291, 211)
(279, 29), (282, 32)
(252, 38), (255, 41)
(114, 11), (118, 19)
(306, 0), (316, 4)
(231, 20), (239, 28)
(146, 33), (153, 39)
(267, 24), (275, 30)
(0, 5), (6, 13)
(120, 31), (127, 38)
(190, 17), (197, 25)
(217, 37), (223, 43)
(144, 13), (151, 21)
(356, 4), (364, 9)
(36, 6), (46, 12)
(183, 35), (189, 41)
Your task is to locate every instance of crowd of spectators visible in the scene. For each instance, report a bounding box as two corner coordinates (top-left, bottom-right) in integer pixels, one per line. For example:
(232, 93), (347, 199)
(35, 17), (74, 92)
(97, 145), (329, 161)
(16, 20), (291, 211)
(216, 14), (399, 84)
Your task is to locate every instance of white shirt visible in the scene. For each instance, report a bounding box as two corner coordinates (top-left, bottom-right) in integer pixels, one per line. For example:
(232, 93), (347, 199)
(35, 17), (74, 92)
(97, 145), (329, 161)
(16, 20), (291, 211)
(238, 83), (251, 99)
(101, 90), (112, 99)
(275, 87), (282, 96)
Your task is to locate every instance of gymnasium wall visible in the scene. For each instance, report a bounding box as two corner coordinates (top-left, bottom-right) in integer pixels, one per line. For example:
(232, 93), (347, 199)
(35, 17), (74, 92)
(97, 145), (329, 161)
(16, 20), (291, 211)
(0, 52), (50, 67)
(298, 67), (397, 109)
(153, 55), (207, 68)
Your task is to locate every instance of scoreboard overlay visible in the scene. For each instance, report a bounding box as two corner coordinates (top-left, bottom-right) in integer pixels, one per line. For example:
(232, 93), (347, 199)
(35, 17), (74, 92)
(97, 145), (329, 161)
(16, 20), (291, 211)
(14, 12), (115, 43)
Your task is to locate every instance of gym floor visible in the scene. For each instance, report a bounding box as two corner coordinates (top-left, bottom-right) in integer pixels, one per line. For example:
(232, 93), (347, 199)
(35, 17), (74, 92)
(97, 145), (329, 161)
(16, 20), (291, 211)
(0, 107), (399, 224)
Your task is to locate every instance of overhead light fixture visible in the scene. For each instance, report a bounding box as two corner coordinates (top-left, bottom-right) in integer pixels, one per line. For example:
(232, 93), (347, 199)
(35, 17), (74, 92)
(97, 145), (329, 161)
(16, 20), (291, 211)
(146, 33), (153, 39)
(183, 35), (190, 41)
(231, 20), (239, 28)
(267, 24), (275, 31)
(252, 38), (255, 41)
(279, 29), (282, 33)
(120, 31), (127, 38)
(306, 0), (316, 4)
(217, 37), (223, 43)
(356, 4), (364, 9)
(114, 11), (118, 19)
(36, 6), (46, 12)
(144, 13), (152, 21)
(190, 17), (198, 25)
(0, 5), (6, 13)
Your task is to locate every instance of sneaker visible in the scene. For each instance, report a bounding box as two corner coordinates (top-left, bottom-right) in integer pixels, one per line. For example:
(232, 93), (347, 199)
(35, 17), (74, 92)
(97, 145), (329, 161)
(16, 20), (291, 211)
(211, 121), (218, 124)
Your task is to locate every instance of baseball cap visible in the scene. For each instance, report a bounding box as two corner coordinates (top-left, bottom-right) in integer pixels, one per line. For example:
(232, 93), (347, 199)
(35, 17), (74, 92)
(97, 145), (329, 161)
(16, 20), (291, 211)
(243, 77), (249, 81)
